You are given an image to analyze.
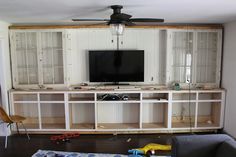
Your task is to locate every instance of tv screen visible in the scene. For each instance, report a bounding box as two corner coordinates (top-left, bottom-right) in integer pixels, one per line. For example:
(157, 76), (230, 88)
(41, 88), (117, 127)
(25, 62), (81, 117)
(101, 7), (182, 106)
(89, 50), (144, 83)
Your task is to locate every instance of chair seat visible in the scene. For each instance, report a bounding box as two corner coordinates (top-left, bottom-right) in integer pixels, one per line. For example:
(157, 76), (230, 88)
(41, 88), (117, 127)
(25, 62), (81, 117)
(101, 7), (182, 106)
(9, 115), (26, 123)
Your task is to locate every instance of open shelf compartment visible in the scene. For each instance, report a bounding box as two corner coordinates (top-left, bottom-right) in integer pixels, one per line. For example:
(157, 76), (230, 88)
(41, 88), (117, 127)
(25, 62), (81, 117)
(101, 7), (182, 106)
(142, 93), (168, 102)
(198, 92), (222, 100)
(40, 93), (64, 101)
(68, 93), (95, 102)
(197, 102), (221, 127)
(40, 103), (65, 129)
(172, 102), (196, 128)
(13, 93), (38, 101)
(97, 93), (140, 101)
(142, 102), (168, 129)
(97, 103), (140, 129)
(173, 93), (197, 101)
(13, 103), (39, 129)
(69, 103), (95, 129)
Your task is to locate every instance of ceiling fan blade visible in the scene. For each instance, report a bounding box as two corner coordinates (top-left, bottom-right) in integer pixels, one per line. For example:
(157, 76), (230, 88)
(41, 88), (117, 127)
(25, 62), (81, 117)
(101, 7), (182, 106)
(129, 18), (164, 22)
(124, 21), (136, 26)
(72, 19), (109, 21)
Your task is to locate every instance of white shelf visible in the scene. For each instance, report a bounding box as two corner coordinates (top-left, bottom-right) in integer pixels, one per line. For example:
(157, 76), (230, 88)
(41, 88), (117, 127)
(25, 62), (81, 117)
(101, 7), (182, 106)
(142, 100), (168, 103)
(69, 101), (95, 103)
(97, 100), (141, 103)
(10, 89), (225, 133)
(14, 101), (38, 103)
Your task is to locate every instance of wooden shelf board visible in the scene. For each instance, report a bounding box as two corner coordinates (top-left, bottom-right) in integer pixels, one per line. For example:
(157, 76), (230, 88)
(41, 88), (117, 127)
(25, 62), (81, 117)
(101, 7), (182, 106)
(172, 100), (197, 103)
(70, 123), (95, 129)
(198, 100), (222, 102)
(142, 100), (168, 103)
(42, 124), (65, 129)
(9, 24), (223, 30)
(69, 101), (95, 104)
(14, 101), (38, 103)
(172, 122), (195, 128)
(69, 97), (94, 101)
(97, 123), (139, 129)
(13, 123), (40, 129)
(197, 122), (219, 127)
(40, 101), (65, 103)
(142, 123), (167, 129)
(97, 101), (140, 104)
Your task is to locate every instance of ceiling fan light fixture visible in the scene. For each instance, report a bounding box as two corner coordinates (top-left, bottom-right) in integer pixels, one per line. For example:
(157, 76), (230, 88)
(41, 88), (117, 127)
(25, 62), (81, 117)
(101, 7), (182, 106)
(110, 23), (125, 36)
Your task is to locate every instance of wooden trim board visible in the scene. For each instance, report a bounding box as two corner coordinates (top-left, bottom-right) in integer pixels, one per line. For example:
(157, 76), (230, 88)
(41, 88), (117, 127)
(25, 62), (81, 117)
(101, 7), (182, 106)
(9, 24), (223, 30)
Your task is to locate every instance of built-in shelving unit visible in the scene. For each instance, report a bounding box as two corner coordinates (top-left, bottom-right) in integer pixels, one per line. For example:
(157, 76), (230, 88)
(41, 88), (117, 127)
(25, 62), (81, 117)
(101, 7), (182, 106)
(9, 89), (225, 133)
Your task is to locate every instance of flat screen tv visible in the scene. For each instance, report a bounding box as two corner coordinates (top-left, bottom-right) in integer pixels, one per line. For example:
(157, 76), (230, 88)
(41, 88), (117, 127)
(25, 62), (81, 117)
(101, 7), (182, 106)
(89, 50), (144, 83)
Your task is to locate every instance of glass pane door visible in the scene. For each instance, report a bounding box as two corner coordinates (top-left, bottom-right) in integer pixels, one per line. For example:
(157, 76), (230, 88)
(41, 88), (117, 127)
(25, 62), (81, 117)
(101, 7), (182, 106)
(196, 32), (218, 83)
(41, 32), (64, 84)
(15, 32), (38, 84)
(172, 32), (193, 83)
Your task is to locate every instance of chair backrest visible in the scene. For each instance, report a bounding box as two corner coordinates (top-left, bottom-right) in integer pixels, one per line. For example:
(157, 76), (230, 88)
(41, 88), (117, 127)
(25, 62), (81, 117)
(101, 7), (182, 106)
(0, 106), (13, 123)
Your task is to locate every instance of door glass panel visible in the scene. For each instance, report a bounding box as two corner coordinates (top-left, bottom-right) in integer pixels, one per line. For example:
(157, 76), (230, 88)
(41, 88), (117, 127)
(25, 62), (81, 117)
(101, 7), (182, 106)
(196, 32), (217, 83)
(15, 32), (38, 84)
(41, 32), (64, 84)
(172, 32), (193, 83)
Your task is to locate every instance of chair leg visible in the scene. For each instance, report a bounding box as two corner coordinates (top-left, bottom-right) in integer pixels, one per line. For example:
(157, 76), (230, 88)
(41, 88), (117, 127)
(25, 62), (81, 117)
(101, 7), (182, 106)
(5, 124), (11, 149)
(5, 134), (7, 149)
(16, 123), (19, 134)
(20, 122), (30, 140)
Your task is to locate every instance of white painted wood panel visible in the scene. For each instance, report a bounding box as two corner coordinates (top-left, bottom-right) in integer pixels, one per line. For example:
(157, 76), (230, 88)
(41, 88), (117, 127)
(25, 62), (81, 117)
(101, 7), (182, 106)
(97, 103), (139, 123)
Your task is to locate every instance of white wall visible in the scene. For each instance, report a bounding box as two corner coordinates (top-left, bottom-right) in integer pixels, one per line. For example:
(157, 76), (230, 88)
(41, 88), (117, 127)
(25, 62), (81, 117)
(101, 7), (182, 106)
(0, 21), (11, 136)
(222, 21), (236, 138)
(66, 28), (166, 85)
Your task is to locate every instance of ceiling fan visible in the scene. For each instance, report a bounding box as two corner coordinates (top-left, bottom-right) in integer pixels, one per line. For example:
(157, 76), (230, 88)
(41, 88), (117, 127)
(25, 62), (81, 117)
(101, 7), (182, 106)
(72, 5), (164, 25)
(72, 5), (164, 35)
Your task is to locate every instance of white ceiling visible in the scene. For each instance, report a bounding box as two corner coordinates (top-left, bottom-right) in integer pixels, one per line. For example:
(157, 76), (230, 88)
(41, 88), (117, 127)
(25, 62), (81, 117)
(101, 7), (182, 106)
(1, 0), (236, 24)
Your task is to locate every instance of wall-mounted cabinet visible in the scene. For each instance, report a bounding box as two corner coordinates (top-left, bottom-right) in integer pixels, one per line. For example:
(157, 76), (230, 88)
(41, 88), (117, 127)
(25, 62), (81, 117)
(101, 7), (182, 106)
(10, 30), (66, 88)
(9, 89), (225, 133)
(166, 29), (222, 87)
(10, 28), (222, 88)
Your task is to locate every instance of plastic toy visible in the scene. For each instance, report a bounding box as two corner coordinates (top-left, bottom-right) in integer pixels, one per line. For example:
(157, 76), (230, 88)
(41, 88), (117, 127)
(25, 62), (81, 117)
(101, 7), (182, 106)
(50, 133), (80, 144)
(128, 143), (171, 156)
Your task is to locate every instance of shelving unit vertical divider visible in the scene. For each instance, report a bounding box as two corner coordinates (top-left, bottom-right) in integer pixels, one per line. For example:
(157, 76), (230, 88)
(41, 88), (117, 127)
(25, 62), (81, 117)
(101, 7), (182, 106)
(139, 92), (143, 129)
(9, 92), (14, 115)
(220, 91), (226, 128)
(64, 92), (70, 130)
(195, 92), (199, 128)
(37, 92), (42, 130)
(167, 91), (172, 129)
(94, 92), (98, 130)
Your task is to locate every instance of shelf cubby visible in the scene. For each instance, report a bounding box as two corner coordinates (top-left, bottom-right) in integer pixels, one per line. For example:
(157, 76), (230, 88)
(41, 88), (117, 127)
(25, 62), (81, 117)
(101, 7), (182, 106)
(142, 102), (168, 129)
(198, 92), (222, 100)
(97, 103), (140, 129)
(172, 102), (196, 128)
(69, 103), (95, 129)
(40, 103), (65, 129)
(13, 103), (39, 129)
(13, 93), (38, 102)
(197, 102), (221, 127)
(172, 93), (197, 101)
(40, 93), (64, 102)
(68, 93), (95, 102)
(142, 93), (168, 102)
(97, 93), (141, 101)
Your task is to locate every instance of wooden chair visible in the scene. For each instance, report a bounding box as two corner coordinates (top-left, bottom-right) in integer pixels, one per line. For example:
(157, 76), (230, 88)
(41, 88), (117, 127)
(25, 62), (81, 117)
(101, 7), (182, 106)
(0, 106), (30, 148)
